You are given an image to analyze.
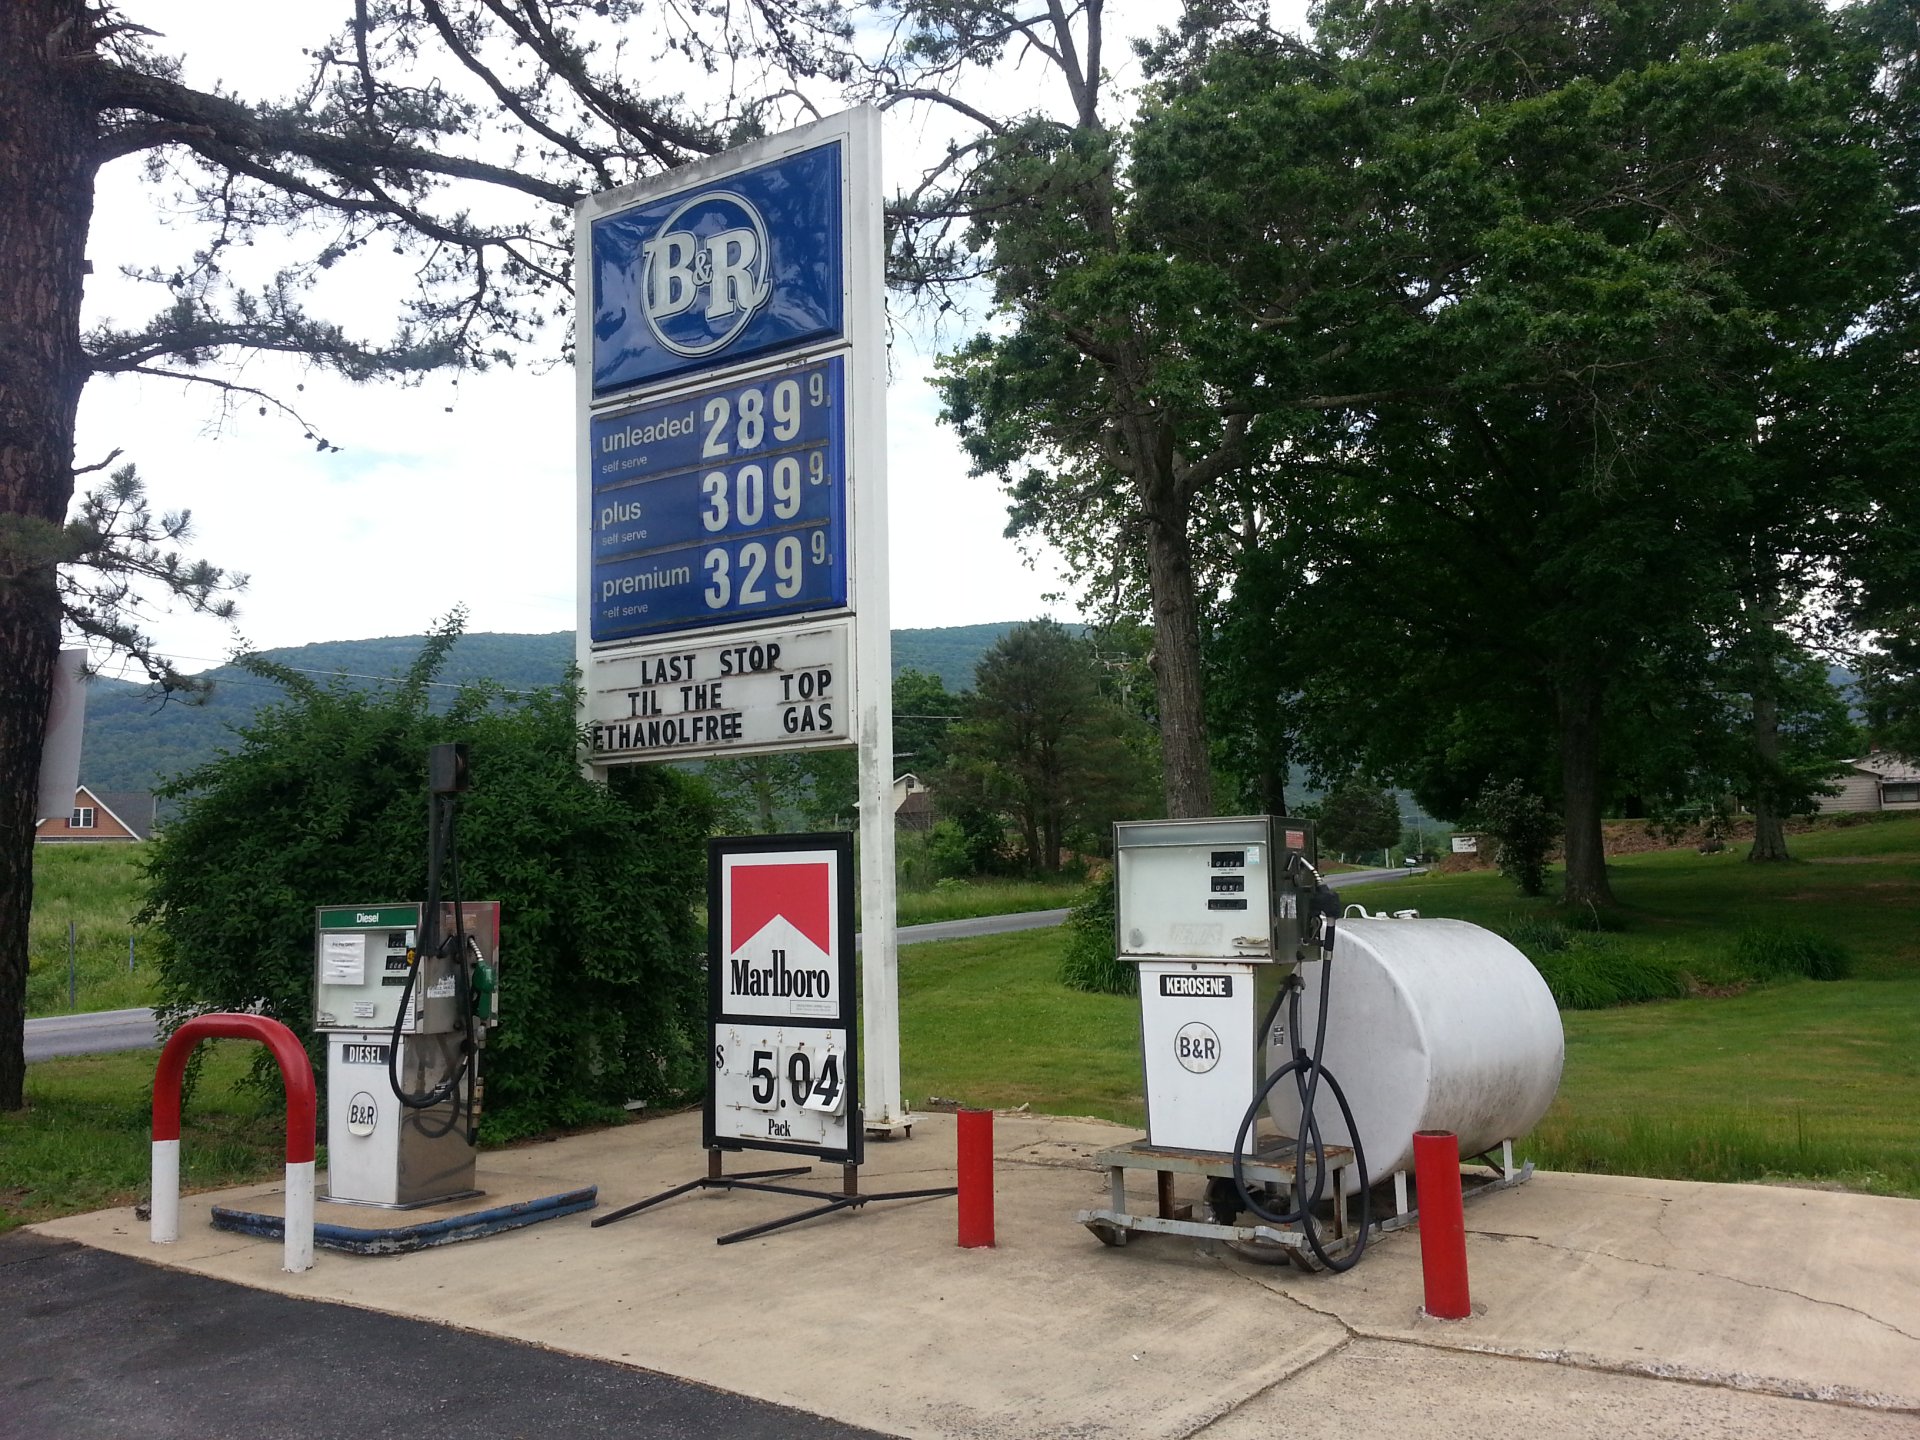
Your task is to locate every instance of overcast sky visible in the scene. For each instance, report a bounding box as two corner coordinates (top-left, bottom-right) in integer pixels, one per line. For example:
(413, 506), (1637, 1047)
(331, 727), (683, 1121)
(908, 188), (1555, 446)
(75, 1), (1306, 674)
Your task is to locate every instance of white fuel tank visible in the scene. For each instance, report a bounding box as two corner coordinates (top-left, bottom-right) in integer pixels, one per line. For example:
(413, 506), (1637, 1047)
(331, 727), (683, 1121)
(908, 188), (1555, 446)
(1267, 918), (1562, 1190)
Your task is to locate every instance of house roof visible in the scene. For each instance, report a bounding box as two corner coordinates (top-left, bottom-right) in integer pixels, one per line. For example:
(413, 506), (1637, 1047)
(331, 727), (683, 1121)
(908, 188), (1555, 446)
(81, 787), (157, 839)
(1843, 755), (1920, 784)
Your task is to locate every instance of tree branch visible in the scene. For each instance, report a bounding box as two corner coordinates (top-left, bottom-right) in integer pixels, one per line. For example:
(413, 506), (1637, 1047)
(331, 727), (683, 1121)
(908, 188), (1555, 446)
(86, 61), (585, 207)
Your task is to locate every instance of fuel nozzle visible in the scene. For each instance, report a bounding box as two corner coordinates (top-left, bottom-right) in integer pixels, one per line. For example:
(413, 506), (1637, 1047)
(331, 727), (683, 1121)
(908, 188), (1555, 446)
(1313, 882), (1341, 958)
(1286, 852), (1342, 959)
(470, 956), (497, 1029)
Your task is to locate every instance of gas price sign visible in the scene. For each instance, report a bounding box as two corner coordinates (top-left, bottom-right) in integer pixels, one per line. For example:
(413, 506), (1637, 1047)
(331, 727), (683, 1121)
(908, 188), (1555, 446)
(705, 833), (860, 1164)
(590, 357), (847, 645)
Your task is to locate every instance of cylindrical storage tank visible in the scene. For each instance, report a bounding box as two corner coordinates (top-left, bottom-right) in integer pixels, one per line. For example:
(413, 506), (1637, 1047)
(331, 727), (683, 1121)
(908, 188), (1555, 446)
(1267, 918), (1562, 1192)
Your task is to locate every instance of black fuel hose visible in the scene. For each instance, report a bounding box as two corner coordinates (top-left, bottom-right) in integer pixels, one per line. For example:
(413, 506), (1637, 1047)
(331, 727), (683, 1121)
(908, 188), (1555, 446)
(1228, 937), (1373, 1272)
(387, 797), (480, 1143)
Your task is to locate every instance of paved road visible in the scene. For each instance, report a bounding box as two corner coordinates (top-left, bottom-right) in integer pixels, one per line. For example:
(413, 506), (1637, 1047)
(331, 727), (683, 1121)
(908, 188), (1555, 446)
(24, 911), (1076, 1062)
(23, 1006), (158, 1063)
(0, 1231), (888, 1440)
(25, 875), (1425, 1062)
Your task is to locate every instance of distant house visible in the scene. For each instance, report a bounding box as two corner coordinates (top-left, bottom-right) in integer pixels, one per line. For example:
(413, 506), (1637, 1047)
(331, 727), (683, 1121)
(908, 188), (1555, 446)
(35, 785), (157, 843)
(1817, 755), (1920, 815)
(893, 774), (937, 833)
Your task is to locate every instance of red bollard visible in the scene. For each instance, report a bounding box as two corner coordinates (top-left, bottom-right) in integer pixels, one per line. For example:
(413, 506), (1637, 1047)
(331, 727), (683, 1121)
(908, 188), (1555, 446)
(957, 1108), (995, 1248)
(1413, 1129), (1471, 1318)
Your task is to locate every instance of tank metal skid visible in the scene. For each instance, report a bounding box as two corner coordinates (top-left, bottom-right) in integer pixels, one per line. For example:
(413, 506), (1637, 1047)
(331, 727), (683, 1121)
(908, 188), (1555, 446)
(1075, 1135), (1533, 1270)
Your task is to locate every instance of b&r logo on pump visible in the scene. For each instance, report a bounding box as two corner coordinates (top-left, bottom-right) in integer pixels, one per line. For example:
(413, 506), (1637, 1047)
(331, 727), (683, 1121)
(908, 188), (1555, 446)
(591, 141), (845, 395)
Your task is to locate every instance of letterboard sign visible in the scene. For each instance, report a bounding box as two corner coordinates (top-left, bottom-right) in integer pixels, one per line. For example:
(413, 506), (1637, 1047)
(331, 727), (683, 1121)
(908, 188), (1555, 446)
(704, 832), (860, 1165)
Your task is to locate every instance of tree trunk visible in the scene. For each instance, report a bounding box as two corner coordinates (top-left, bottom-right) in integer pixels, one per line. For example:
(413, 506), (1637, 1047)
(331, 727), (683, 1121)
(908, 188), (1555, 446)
(1747, 681), (1791, 863)
(1556, 675), (1615, 909)
(0, 0), (96, 1108)
(1257, 763), (1288, 818)
(1142, 485), (1212, 819)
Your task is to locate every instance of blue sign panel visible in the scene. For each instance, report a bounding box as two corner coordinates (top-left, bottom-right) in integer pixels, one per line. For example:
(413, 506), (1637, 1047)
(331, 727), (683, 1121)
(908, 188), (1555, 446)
(590, 358), (848, 642)
(591, 143), (844, 396)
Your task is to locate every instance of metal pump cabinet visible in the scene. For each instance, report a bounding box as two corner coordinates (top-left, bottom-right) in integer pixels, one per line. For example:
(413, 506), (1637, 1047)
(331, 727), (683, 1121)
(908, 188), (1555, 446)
(313, 901), (501, 1207)
(1114, 816), (1312, 1153)
(1086, 815), (1361, 1261)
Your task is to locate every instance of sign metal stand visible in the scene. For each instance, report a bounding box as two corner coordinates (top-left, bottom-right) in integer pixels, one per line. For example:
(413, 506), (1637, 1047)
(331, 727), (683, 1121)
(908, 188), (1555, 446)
(593, 832), (950, 1241)
(590, 1150), (955, 1246)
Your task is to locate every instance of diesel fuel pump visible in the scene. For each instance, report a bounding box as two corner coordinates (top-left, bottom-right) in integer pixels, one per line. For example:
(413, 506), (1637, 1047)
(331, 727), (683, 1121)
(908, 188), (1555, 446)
(311, 744), (501, 1208)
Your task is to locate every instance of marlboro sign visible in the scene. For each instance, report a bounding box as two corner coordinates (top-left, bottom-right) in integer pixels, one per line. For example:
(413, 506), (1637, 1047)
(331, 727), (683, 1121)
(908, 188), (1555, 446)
(705, 833), (859, 1161)
(722, 858), (839, 1015)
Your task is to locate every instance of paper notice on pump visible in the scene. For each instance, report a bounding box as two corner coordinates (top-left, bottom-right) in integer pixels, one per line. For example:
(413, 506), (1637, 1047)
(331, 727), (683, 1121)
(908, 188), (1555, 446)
(321, 934), (366, 985)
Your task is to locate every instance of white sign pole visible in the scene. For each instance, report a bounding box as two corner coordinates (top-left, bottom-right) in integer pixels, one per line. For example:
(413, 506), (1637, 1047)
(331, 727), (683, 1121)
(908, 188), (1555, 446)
(845, 108), (905, 1134)
(572, 106), (908, 1135)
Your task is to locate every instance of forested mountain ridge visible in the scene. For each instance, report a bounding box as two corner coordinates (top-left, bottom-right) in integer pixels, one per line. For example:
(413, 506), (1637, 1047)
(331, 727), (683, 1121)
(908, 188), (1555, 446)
(77, 624), (1028, 794)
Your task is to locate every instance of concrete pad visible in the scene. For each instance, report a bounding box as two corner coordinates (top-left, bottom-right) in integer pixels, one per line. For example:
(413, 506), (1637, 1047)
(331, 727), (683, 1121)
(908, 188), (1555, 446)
(1227, 1170), (1920, 1411)
(1194, 1339), (1917, 1439)
(33, 1112), (1920, 1437)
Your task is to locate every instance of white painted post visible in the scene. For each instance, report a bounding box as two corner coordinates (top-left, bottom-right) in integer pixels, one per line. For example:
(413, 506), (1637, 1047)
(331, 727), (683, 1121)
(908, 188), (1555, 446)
(847, 106), (905, 1133)
(150, 1138), (180, 1243)
(282, 1160), (316, 1272)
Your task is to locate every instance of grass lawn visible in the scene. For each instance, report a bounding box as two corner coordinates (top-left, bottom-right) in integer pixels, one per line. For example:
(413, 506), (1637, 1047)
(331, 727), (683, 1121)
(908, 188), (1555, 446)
(889, 930), (1920, 1198)
(889, 816), (1920, 1196)
(28, 843), (159, 1018)
(897, 930), (1144, 1123)
(10, 814), (1914, 1230)
(1533, 980), (1920, 1194)
(1348, 813), (1920, 984)
(894, 876), (1084, 927)
(0, 1042), (286, 1232)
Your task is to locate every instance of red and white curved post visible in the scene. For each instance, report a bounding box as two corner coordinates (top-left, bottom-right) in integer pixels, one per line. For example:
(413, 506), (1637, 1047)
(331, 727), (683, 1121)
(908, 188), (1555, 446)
(151, 1014), (318, 1272)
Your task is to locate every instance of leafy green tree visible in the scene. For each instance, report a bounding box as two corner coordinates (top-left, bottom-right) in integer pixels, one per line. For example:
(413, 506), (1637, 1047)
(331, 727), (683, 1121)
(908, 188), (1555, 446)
(873, 0), (1277, 820)
(704, 750), (856, 834)
(893, 668), (962, 777)
(1315, 782), (1401, 864)
(943, 620), (1155, 873)
(1860, 622), (1920, 760)
(0, 0), (848, 1106)
(141, 618), (716, 1139)
(1844, 0), (1920, 759)
(1141, 0), (1910, 905)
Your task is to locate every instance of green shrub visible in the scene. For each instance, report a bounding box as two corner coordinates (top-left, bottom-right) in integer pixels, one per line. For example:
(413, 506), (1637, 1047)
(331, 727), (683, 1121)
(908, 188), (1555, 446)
(1469, 780), (1561, 897)
(142, 616), (715, 1143)
(1529, 941), (1687, 1010)
(1058, 872), (1135, 996)
(1733, 925), (1855, 982)
(1503, 915), (1574, 954)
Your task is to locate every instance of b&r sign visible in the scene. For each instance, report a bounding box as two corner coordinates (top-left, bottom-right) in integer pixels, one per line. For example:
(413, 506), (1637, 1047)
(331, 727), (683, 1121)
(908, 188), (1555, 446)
(575, 110), (879, 768)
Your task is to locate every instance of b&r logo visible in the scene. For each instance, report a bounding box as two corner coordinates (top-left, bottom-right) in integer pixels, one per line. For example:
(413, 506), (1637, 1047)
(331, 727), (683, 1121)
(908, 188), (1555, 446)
(641, 189), (772, 358)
